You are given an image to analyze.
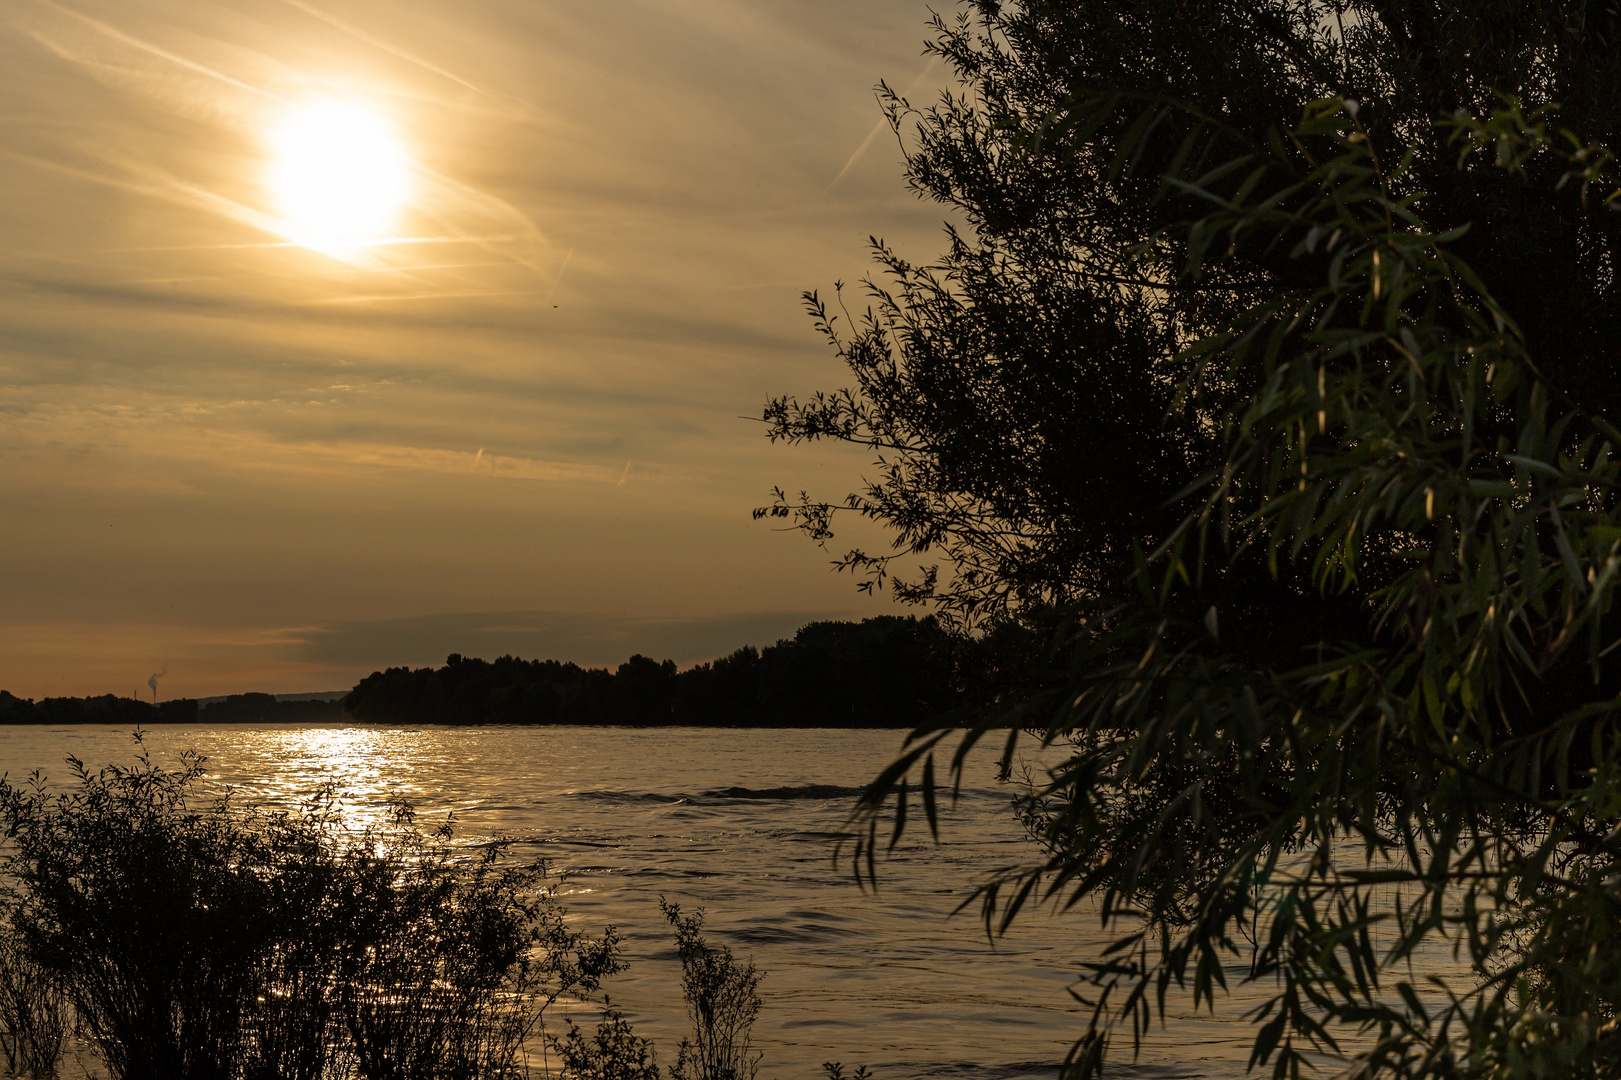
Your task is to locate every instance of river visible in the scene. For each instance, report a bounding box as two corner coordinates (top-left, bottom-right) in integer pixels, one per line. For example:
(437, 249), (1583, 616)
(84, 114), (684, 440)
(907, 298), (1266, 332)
(0, 724), (1272, 1080)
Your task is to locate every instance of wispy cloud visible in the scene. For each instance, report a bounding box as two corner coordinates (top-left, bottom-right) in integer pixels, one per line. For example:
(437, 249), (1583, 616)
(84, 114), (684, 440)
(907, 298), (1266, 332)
(0, 0), (945, 694)
(22, 0), (289, 106)
(278, 0), (494, 100)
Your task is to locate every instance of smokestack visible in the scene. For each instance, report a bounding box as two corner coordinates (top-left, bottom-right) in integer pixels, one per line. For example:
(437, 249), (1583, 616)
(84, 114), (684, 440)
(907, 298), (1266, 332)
(147, 667), (167, 703)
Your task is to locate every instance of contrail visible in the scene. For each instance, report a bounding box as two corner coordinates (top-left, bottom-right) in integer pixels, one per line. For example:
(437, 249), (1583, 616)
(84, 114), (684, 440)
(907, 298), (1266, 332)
(829, 57), (939, 191)
(543, 245), (576, 305)
(30, 0), (287, 103)
(279, 0), (493, 99)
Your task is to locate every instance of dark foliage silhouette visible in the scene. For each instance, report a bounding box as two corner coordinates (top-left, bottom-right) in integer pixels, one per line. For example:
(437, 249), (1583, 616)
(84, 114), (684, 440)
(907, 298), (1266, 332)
(0, 693), (352, 727)
(0, 692), (196, 725)
(550, 1007), (660, 1080)
(0, 930), (66, 1080)
(659, 900), (761, 1080)
(343, 616), (962, 727)
(762, 2), (1621, 1078)
(0, 737), (623, 1080)
(549, 904), (772, 1080)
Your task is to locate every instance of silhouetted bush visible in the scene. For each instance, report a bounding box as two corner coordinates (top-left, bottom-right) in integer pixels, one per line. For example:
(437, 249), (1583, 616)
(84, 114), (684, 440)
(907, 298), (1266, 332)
(550, 1007), (659, 1080)
(659, 900), (760, 1080)
(328, 802), (624, 1080)
(3, 747), (272, 1080)
(819, 1065), (870, 1080)
(0, 927), (66, 1080)
(0, 738), (624, 1080)
(551, 903), (764, 1080)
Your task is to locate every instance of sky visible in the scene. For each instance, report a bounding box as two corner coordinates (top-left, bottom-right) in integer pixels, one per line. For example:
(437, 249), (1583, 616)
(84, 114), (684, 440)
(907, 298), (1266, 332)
(0, 0), (957, 699)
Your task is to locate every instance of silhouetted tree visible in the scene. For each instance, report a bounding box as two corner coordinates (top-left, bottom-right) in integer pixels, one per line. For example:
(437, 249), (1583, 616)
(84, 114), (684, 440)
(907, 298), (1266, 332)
(0, 693), (197, 726)
(771, 3), (1621, 1077)
(341, 618), (958, 727)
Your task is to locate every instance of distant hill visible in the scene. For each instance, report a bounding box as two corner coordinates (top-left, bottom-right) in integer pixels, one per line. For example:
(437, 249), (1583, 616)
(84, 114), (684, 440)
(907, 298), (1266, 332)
(198, 693), (348, 723)
(194, 690), (348, 706)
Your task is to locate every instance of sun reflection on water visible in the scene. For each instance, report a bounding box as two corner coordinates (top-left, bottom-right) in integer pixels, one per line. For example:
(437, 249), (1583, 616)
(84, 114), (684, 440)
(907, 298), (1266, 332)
(210, 726), (438, 835)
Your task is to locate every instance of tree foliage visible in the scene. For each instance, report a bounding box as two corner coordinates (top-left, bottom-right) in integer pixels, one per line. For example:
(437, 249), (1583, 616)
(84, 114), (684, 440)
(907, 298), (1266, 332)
(765, 3), (1621, 1077)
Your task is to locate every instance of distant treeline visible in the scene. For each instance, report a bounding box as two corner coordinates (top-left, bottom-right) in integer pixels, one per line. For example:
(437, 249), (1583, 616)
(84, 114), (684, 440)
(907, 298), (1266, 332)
(0, 615), (1044, 727)
(0, 692), (199, 726)
(344, 616), (967, 727)
(0, 692), (344, 726)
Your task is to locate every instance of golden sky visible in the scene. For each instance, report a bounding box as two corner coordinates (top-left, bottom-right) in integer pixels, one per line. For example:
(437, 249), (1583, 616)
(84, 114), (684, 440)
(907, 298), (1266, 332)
(0, 0), (948, 698)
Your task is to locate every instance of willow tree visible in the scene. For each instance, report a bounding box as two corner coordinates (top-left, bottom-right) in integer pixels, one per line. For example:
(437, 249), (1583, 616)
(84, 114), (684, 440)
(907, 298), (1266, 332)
(763, 3), (1621, 1077)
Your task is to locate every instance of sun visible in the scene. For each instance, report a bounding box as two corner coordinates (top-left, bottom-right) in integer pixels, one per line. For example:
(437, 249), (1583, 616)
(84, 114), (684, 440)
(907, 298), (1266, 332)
(268, 98), (410, 256)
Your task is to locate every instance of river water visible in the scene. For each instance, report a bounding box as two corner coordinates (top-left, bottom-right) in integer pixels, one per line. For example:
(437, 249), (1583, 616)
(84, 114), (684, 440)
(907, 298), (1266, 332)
(0, 725), (1278, 1080)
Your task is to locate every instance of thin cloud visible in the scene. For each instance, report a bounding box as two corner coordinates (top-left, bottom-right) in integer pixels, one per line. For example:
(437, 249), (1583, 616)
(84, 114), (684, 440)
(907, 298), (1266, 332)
(543, 244), (575, 305)
(0, 0), (938, 695)
(279, 0), (495, 100)
(23, 0), (288, 106)
(12, 1), (552, 278)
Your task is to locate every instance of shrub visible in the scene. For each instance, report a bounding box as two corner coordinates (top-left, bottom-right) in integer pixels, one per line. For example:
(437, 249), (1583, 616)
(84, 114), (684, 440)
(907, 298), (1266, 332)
(1, 745), (272, 1080)
(0, 736), (624, 1080)
(659, 899), (761, 1080)
(0, 926), (66, 1080)
(820, 1065), (870, 1080)
(551, 1005), (659, 1080)
(327, 802), (623, 1080)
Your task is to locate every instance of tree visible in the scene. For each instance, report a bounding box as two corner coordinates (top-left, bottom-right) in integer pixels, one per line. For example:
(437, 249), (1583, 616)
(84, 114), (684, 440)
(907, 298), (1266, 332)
(764, 3), (1621, 1077)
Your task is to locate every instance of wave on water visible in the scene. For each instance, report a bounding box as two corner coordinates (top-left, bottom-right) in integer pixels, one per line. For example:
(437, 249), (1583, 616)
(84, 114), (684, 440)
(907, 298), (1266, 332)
(570, 790), (689, 804)
(700, 784), (865, 800)
(566, 784), (865, 804)
(887, 1063), (1079, 1080)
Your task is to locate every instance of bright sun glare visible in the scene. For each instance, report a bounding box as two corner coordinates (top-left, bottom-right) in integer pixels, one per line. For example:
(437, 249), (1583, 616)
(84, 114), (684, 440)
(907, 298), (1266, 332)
(269, 98), (410, 256)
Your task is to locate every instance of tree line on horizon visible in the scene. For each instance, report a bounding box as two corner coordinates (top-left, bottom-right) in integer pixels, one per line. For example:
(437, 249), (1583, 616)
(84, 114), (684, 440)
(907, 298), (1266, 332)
(345, 615), (1024, 727)
(0, 616), (1036, 727)
(0, 692), (199, 726)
